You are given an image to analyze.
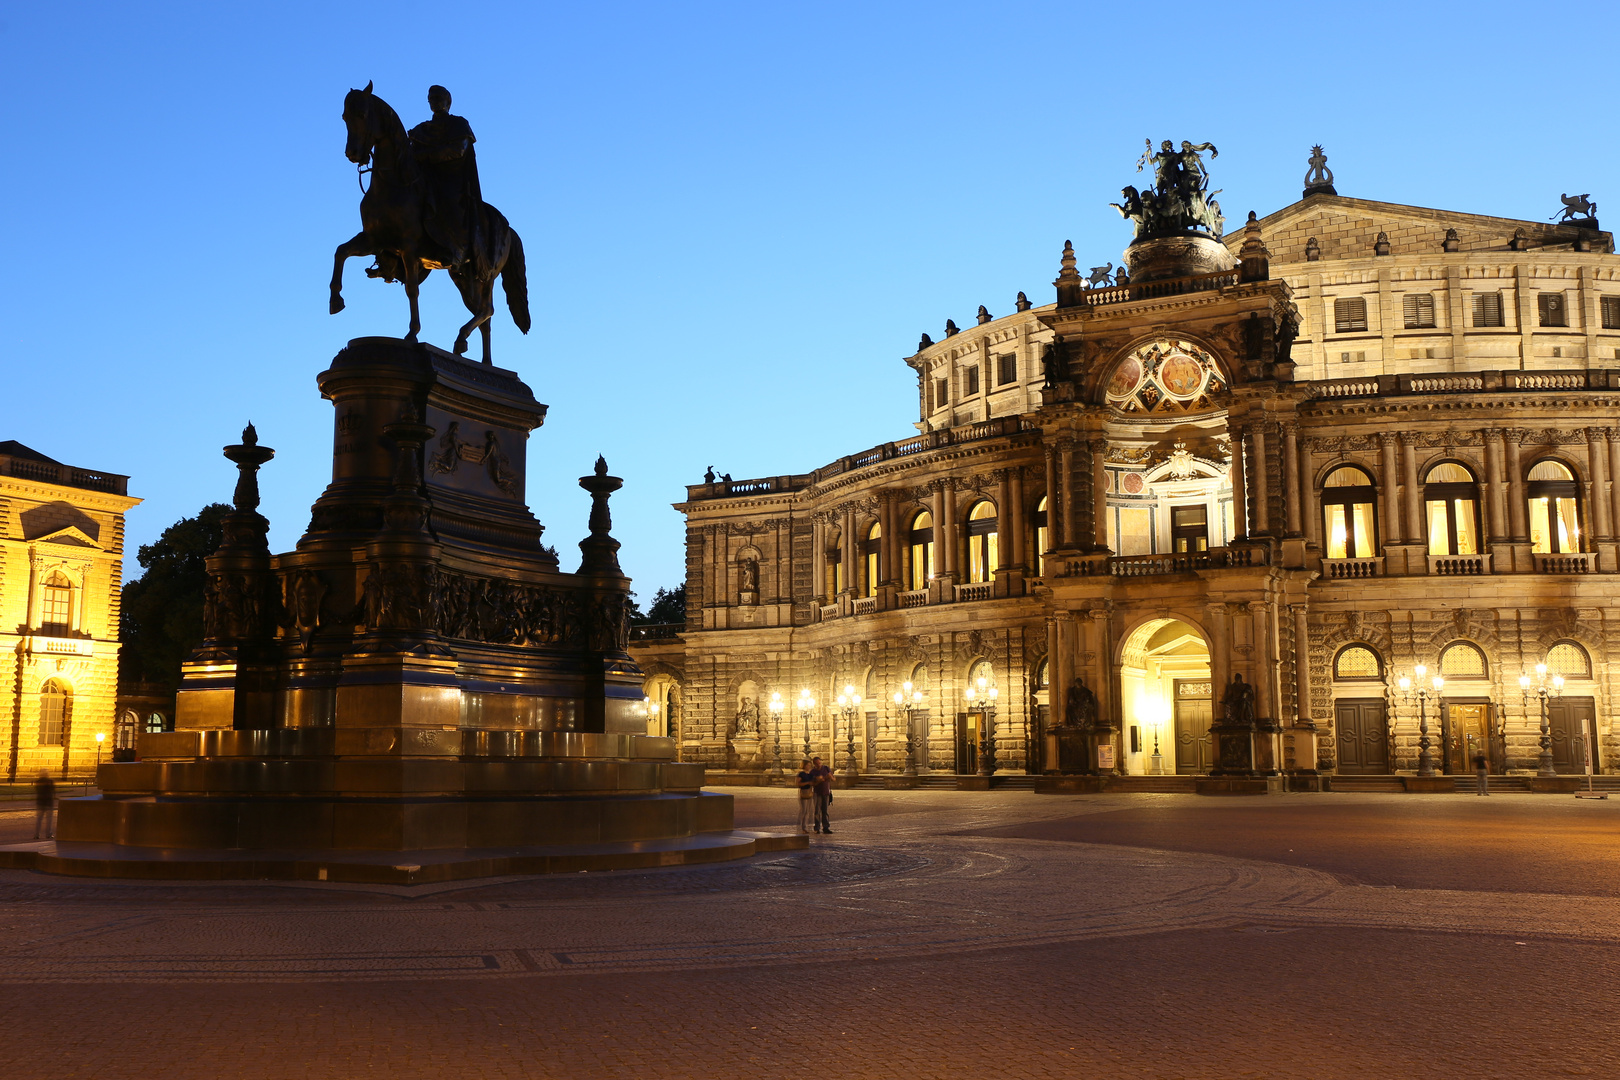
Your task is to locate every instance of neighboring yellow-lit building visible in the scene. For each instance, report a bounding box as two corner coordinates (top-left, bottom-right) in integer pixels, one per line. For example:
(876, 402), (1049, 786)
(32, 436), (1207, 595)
(0, 442), (139, 779)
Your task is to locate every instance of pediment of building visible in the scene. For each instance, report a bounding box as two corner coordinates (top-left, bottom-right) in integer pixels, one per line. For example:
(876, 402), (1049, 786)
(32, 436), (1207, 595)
(35, 526), (100, 548)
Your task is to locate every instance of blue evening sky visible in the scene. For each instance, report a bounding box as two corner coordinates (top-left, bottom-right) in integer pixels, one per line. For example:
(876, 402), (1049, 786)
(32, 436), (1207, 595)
(4, 1), (1616, 598)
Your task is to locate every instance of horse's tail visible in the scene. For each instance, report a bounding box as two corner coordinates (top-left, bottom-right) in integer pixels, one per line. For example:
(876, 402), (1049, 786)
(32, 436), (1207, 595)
(502, 228), (531, 334)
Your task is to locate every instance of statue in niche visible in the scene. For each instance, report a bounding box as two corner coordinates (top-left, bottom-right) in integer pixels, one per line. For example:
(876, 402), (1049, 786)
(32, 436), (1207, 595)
(734, 698), (760, 737)
(738, 558), (759, 603)
(1065, 677), (1099, 729)
(1222, 673), (1257, 727)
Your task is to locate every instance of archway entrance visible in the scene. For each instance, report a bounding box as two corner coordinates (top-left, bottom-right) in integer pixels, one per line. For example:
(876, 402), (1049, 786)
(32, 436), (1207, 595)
(1119, 618), (1212, 775)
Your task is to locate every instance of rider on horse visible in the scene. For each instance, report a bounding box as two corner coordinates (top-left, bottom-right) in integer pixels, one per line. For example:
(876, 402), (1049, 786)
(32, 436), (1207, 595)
(409, 85), (481, 269)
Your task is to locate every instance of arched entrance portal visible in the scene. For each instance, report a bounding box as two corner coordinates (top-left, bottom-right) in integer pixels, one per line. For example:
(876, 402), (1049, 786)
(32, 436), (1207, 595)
(1119, 618), (1212, 775)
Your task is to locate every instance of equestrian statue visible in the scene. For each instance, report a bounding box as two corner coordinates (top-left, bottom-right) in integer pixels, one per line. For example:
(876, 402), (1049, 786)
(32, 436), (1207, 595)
(329, 83), (531, 364)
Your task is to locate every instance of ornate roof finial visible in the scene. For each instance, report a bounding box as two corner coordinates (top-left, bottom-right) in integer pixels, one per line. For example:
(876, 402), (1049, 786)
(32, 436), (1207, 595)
(944, 319), (960, 337)
(1304, 144), (1336, 198)
(1015, 291), (1031, 312)
(976, 305), (992, 325)
(1238, 212), (1270, 282)
(918, 332), (933, 351)
(1059, 240), (1078, 279)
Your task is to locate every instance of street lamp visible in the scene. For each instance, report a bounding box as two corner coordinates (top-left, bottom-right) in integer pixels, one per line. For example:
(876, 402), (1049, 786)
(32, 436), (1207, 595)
(796, 688), (816, 760)
(768, 692), (786, 770)
(834, 685), (863, 776)
(1519, 663), (1564, 778)
(93, 731), (105, 793)
(963, 676), (999, 776)
(891, 681), (925, 776)
(1397, 664), (1444, 777)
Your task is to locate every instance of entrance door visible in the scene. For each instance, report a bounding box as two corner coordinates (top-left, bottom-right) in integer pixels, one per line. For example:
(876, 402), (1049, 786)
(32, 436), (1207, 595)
(1334, 699), (1389, 774)
(1173, 679), (1213, 774)
(1171, 505), (1210, 553)
(865, 715), (878, 770)
(1442, 700), (1492, 775)
(956, 712), (980, 774)
(1549, 697), (1598, 775)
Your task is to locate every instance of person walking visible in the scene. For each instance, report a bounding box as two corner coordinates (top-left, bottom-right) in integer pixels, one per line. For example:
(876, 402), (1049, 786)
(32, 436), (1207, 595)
(809, 755), (834, 834)
(795, 758), (814, 833)
(1473, 751), (1490, 796)
(33, 771), (55, 840)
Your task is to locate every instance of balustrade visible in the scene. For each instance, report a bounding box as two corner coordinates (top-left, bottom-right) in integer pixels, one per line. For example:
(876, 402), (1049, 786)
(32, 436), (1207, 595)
(1321, 556), (1382, 579)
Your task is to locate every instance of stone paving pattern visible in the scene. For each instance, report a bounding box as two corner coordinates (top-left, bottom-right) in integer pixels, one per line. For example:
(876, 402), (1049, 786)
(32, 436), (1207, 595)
(0, 789), (1617, 1078)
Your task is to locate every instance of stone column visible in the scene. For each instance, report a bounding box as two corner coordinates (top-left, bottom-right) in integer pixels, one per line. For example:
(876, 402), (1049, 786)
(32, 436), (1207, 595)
(1292, 605), (1312, 725)
(1229, 431), (1248, 540)
(1485, 431), (1508, 544)
(1206, 603), (1231, 705)
(1506, 431), (1527, 541)
(1248, 424), (1271, 536)
(811, 518), (827, 601)
(1058, 439), (1078, 548)
(1090, 438), (1110, 550)
(1608, 430), (1620, 540)
(1400, 434), (1421, 546)
(1299, 436), (1320, 548)
(1009, 467), (1026, 568)
(941, 479), (959, 580)
(1588, 428), (1614, 541)
(1378, 433), (1402, 546)
(885, 492), (903, 586)
(1042, 443), (1060, 551)
(1282, 422), (1302, 537)
(996, 470), (1014, 574)
(841, 506), (856, 597)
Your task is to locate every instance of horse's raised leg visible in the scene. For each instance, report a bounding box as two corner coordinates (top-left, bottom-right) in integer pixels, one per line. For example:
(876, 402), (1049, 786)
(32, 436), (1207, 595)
(330, 231), (370, 314)
(403, 257), (422, 343)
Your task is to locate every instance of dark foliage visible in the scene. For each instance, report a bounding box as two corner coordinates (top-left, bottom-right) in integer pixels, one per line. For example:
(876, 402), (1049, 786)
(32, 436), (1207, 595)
(119, 504), (231, 691)
(639, 585), (686, 626)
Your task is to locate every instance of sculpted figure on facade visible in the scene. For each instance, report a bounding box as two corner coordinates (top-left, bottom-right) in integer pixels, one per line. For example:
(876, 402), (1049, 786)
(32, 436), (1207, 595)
(1222, 673), (1257, 727)
(1065, 677), (1098, 729)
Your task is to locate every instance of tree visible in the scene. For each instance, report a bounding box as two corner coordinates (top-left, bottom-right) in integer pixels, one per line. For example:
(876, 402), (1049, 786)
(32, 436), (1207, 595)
(640, 584), (686, 626)
(119, 503), (231, 691)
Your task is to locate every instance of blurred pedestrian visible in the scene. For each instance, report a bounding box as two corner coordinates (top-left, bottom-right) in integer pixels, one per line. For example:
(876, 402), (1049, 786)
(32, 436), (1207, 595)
(810, 755), (834, 834)
(796, 758), (814, 833)
(1473, 751), (1489, 796)
(33, 771), (55, 840)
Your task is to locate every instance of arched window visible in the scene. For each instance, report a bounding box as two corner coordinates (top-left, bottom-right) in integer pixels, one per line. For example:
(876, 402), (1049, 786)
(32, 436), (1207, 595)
(115, 710), (139, 750)
(39, 570), (72, 635)
(1322, 465), (1378, 558)
(144, 712), (170, 734)
(823, 530), (843, 598)
(1034, 657), (1049, 689)
(1439, 641), (1488, 678)
(966, 501), (999, 584)
(1527, 460), (1582, 554)
(1034, 496), (1049, 577)
(38, 679), (69, 746)
(1547, 641), (1592, 679)
(1333, 644), (1383, 680)
(1423, 462), (1481, 556)
(861, 521), (881, 598)
(967, 659), (996, 694)
(907, 511), (934, 591)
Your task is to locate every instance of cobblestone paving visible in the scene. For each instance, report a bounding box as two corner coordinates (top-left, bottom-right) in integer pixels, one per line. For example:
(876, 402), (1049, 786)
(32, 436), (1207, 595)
(0, 791), (1616, 1078)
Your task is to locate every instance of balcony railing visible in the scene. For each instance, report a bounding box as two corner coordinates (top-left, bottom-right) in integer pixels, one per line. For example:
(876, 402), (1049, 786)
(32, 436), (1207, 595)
(1534, 552), (1595, 573)
(954, 582), (993, 602)
(1077, 267), (1241, 307)
(1428, 553), (1491, 576)
(852, 596), (878, 615)
(2, 455), (129, 495)
(629, 622), (683, 642)
(1109, 552), (1213, 576)
(899, 589), (928, 608)
(1307, 369), (1620, 402)
(1321, 557), (1383, 579)
(27, 635), (95, 656)
(818, 603), (840, 621)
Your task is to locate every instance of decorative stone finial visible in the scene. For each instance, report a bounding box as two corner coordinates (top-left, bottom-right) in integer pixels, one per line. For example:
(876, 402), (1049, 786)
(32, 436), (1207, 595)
(976, 305), (992, 324)
(944, 319), (960, 337)
(223, 425), (276, 514)
(577, 459), (624, 577)
(1014, 291), (1031, 312)
(1304, 145), (1336, 198)
(1442, 228), (1460, 253)
(1305, 237), (1321, 261)
(1373, 231), (1391, 256)
(1237, 212), (1270, 282)
(1058, 240), (1078, 279)
(594, 454), (608, 477)
(243, 422), (258, 447)
(1055, 240), (1085, 308)
(918, 332), (933, 350)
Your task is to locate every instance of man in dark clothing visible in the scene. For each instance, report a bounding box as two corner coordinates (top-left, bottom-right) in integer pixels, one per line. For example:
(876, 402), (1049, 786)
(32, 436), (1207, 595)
(1473, 751), (1490, 795)
(33, 771), (55, 840)
(809, 756), (834, 834)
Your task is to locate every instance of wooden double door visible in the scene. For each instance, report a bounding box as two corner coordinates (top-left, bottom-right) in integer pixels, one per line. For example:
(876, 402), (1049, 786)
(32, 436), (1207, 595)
(1441, 700), (1495, 775)
(1173, 679), (1214, 774)
(1548, 697), (1598, 775)
(955, 711), (983, 774)
(1335, 699), (1389, 774)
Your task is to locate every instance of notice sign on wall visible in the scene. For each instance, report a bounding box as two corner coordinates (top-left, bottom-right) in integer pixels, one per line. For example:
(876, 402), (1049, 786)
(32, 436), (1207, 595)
(1097, 744), (1116, 770)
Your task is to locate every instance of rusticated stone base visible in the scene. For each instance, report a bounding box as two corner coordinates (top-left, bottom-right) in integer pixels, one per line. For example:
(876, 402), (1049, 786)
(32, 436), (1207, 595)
(1401, 776), (1457, 793)
(1195, 777), (1282, 796)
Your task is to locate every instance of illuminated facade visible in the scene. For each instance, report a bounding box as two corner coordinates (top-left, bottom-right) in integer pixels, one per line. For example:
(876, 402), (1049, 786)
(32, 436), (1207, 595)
(0, 442), (139, 779)
(633, 171), (1620, 786)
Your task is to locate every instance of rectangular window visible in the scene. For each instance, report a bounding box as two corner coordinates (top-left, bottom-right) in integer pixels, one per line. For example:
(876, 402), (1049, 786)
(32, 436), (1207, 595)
(964, 365), (980, 396)
(37, 695), (63, 747)
(1539, 292), (1568, 327)
(1472, 291), (1504, 327)
(1403, 293), (1436, 329)
(1334, 297), (1368, 332)
(1602, 296), (1620, 330)
(41, 587), (70, 634)
(934, 378), (948, 410)
(996, 353), (1017, 386)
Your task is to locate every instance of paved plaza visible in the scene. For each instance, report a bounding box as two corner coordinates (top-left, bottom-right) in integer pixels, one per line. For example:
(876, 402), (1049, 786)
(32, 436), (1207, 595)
(1, 788), (1618, 1078)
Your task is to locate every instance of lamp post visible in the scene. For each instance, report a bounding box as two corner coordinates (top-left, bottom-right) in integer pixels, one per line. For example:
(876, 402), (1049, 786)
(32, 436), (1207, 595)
(1398, 664), (1444, 777)
(891, 682), (925, 776)
(1519, 663), (1563, 778)
(963, 676), (999, 776)
(796, 688), (816, 760)
(834, 685), (862, 776)
(768, 691), (786, 770)
(93, 731), (105, 794)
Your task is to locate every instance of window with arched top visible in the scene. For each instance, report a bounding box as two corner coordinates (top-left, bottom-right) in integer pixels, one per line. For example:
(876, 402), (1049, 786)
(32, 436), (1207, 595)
(1322, 465), (1378, 558)
(1439, 641), (1488, 678)
(967, 659), (996, 691)
(1034, 496), (1049, 577)
(861, 521), (882, 597)
(1034, 657), (1049, 689)
(1528, 460), (1582, 554)
(1423, 462), (1481, 556)
(40, 570), (72, 635)
(908, 511), (934, 591)
(1547, 641), (1591, 679)
(38, 679), (69, 746)
(966, 501), (999, 583)
(1333, 644), (1383, 680)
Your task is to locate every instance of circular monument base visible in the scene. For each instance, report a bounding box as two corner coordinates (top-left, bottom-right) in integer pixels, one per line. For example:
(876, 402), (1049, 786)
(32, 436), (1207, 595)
(1124, 233), (1236, 284)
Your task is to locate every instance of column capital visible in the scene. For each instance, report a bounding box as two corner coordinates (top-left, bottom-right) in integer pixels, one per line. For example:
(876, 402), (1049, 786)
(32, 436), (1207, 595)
(1087, 437), (1108, 454)
(926, 478), (947, 494)
(1280, 420), (1300, 438)
(1377, 431), (1400, 448)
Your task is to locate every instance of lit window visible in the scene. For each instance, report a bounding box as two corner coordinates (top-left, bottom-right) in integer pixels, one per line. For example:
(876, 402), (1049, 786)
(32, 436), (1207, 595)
(38, 679), (68, 746)
(1439, 642), (1487, 678)
(1472, 292), (1504, 327)
(1547, 641), (1591, 678)
(1527, 460), (1581, 554)
(1171, 505), (1208, 553)
(1334, 645), (1382, 680)
(1423, 462), (1480, 556)
(40, 571), (71, 635)
(1034, 496), (1049, 577)
(1334, 297), (1368, 332)
(1322, 466), (1377, 558)
(1403, 294), (1436, 329)
(966, 501), (998, 583)
(861, 522), (881, 598)
(907, 511), (934, 591)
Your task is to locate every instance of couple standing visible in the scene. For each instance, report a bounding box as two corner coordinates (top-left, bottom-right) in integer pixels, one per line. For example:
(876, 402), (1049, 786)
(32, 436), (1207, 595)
(796, 756), (834, 834)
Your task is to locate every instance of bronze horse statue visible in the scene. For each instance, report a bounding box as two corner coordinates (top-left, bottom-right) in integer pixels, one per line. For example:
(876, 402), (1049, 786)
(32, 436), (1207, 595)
(329, 83), (530, 364)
